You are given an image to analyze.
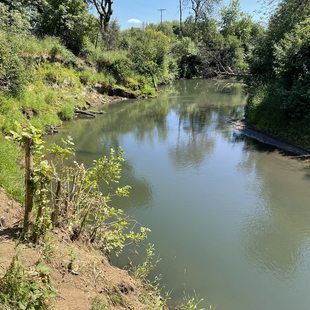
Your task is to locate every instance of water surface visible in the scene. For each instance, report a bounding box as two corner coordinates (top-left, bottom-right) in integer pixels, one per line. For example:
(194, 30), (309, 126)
(51, 80), (310, 310)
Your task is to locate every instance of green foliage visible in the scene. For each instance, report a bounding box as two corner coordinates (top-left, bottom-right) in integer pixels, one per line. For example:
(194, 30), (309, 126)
(129, 244), (169, 309)
(181, 1), (263, 78)
(0, 31), (26, 95)
(246, 0), (310, 149)
(0, 3), (31, 34)
(132, 244), (161, 281)
(79, 67), (116, 87)
(21, 36), (80, 67)
(36, 0), (96, 54)
(67, 246), (79, 273)
(0, 256), (55, 310)
(96, 50), (132, 84)
(8, 126), (150, 253)
(173, 37), (201, 79)
(121, 28), (176, 85)
(39, 233), (56, 262)
(0, 136), (23, 201)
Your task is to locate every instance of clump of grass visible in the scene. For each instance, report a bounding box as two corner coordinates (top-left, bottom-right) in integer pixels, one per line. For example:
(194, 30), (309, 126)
(178, 293), (205, 310)
(79, 68), (116, 87)
(58, 101), (75, 121)
(0, 96), (25, 133)
(90, 296), (109, 310)
(108, 289), (123, 306)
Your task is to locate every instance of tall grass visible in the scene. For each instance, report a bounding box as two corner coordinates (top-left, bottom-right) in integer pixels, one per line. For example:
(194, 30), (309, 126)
(0, 136), (23, 201)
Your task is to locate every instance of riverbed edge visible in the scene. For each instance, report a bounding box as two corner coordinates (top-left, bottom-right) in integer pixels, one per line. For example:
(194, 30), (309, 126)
(231, 119), (310, 157)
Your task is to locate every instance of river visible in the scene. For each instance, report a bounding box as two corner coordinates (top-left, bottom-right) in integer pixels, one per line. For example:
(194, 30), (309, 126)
(50, 79), (310, 310)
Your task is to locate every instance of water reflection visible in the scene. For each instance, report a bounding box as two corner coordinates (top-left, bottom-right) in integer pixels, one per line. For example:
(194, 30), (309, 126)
(238, 148), (310, 277)
(167, 79), (246, 169)
(169, 106), (215, 169)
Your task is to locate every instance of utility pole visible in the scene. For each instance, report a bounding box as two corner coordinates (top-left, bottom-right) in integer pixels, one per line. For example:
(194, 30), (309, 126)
(179, 0), (183, 35)
(158, 8), (166, 26)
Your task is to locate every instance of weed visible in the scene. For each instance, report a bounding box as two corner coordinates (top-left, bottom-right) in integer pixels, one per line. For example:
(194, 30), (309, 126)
(0, 256), (55, 310)
(40, 233), (56, 263)
(178, 291), (214, 310)
(132, 244), (161, 281)
(108, 289), (123, 306)
(90, 296), (109, 310)
(67, 246), (79, 273)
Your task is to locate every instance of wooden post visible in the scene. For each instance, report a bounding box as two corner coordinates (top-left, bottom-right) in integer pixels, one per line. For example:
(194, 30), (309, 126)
(51, 179), (61, 227)
(23, 136), (34, 235)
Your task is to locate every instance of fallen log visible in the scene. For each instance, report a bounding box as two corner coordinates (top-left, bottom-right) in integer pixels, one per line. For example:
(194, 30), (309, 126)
(74, 109), (96, 118)
(88, 110), (104, 115)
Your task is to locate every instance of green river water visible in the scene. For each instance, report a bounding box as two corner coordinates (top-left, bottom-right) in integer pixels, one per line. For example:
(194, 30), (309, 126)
(50, 79), (310, 310)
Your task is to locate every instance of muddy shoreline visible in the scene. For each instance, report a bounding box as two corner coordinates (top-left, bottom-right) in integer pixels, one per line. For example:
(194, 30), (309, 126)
(231, 119), (310, 157)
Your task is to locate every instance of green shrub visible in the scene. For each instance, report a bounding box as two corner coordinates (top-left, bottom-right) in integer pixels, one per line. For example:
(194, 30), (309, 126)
(0, 256), (54, 310)
(0, 96), (25, 133)
(96, 50), (132, 84)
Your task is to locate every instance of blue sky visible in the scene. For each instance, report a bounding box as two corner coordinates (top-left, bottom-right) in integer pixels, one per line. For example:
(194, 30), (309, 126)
(113, 0), (263, 28)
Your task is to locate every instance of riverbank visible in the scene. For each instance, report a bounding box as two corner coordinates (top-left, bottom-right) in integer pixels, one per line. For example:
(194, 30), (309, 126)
(231, 119), (310, 157)
(0, 187), (167, 310)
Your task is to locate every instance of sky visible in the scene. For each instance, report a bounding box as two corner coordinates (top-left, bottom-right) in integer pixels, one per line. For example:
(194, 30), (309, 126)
(113, 0), (263, 29)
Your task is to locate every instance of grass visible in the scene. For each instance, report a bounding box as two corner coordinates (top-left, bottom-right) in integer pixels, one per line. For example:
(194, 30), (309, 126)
(0, 136), (23, 201)
(20, 36), (81, 67)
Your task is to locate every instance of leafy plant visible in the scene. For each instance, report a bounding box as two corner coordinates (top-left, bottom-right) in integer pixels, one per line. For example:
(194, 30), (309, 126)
(67, 246), (79, 273)
(132, 244), (161, 281)
(0, 256), (55, 310)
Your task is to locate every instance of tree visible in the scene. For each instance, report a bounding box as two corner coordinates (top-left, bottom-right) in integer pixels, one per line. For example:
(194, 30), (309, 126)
(245, 0), (310, 149)
(86, 0), (113, 33)
(121, 28), (173, 87)
(37, 0), (94, 54)
(184, 0), (221, 23)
